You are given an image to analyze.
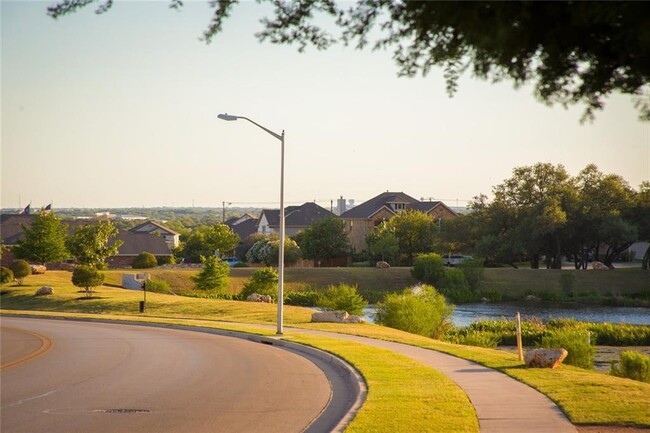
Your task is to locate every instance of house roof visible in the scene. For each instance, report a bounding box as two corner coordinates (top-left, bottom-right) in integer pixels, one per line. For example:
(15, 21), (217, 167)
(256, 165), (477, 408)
(228, 218), (258, 240)
(0, 214), (36, 245)
(130, 220), (179, 236)
(340, 192), (420, 219)
(260, 202), (335, 227)
(340, 191), (457, 219)
(114, 231), (172, 256)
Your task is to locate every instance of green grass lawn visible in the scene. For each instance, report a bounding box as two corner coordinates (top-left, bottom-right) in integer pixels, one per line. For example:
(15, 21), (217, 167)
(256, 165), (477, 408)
(2, 270), (649, 429)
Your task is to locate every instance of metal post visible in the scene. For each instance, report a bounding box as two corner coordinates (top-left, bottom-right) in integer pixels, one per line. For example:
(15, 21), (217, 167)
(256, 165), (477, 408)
(277, 130), (285, 335)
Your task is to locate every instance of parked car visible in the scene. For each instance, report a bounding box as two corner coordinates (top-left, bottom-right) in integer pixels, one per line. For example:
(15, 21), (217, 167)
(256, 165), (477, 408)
(442, 254), (473, 267)
(222, 257), (242, 267)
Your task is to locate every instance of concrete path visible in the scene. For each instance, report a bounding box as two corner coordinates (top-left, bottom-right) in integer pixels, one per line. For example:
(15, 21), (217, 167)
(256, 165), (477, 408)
(289, 327), (577, 433)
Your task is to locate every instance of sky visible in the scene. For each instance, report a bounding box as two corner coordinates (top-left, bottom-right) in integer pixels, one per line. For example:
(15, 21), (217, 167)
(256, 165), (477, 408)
(2, 1), (649, 211)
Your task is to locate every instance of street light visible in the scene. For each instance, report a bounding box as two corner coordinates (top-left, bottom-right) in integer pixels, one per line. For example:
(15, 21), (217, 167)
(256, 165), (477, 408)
(217, 113), (285, 335)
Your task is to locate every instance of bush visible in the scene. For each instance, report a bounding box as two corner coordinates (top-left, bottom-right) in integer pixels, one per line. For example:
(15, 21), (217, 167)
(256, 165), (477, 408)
(285, 290), (323, 307)
(376, 284), (454, 339)
(10, 260), (31, 285)
(132, 252), (158, 269)
(191, 255), (230, 293)
(72, 265), (105, 298)
(317, 284), (368, 315)
(144, 278), (171, 293)
(1, 266), (14, 285)
(437, 268), (473, 302)
(457, 258), (485, 290)
(559, 272), (576, 296)
(241, 267), (279, 300)
(540, 329), (595, 369)
(411, 253), (445, 285)
(610, 350), (650, 383)
(156, 255), (176, 265)
(445, 330), (501, 348)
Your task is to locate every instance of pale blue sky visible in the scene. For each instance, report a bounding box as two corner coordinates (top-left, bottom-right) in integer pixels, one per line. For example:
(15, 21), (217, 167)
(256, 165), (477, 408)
(2, 1), (648, 210)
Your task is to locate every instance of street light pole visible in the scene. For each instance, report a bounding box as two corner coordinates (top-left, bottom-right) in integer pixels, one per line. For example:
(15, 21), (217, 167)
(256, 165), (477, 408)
(217, 113), (285, 335)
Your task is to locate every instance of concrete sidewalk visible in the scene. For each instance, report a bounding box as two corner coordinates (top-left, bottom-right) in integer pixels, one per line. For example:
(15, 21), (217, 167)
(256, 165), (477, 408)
(290, 327), (577, 433)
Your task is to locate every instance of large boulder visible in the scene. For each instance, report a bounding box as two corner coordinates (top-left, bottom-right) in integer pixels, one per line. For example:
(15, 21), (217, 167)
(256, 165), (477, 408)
(311, 311), (365, 323)
(34, 286), (53, 296)
(525, 348), (568, 369)
(246, 293), (273, 303)
(31, 265), (47, 274)
(376, 261), (390, 269)
(591, 261), (608, 270)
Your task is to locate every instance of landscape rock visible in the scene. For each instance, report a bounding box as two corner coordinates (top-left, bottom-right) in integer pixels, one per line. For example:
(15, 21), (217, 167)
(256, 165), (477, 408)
(591, 261), (608, 270)
(31, 265), (47, 274)
(525, 295), (541, 303)
(376, 261), (390, 269)
(525, 348), (568, 369)
(247, 293), (273, 303)
(311, 311), (365, 323)
(35, 286), (53, 296)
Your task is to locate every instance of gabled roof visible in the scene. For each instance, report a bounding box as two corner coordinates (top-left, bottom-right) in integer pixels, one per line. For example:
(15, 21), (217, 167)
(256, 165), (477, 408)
(0, 214), (36, 245)
(225, 213), (256, 227)
(229, 218), (257, 240)
(340, 192), (420, 219)
(260, 202), (335, 227)
(114, 231), (172, 256)
(130, 220), (179, 236)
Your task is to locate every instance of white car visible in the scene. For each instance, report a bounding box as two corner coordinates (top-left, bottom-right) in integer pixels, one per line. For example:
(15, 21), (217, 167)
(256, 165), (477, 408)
(442, 254), (473, 267)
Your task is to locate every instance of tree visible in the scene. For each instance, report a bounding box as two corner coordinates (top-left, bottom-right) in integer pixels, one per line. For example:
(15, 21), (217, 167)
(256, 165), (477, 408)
(298, 217), (350, 264)
(1, 267), (14, 285)
(632, 182), (650, 270)
(367, 223), (399, 264)
(10, 260), (31, 285)
(13, 210), (69, 265)
(66, 221), (123, 269)
(179, 224), (240, 263)
(47, 1), (650, 121)
(385, 210), (435, 265)
(261, 238), (302, 267)
(317, 284), (367, 315)
(191, 255), (229, 293)
(71, 265), (105, 298)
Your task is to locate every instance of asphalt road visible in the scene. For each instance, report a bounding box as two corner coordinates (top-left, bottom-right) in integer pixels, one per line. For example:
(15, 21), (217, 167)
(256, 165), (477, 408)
(1, 317), (331, 433)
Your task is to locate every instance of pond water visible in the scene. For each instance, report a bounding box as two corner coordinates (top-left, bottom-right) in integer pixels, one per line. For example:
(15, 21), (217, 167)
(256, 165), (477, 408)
(364, 303), (650, 327)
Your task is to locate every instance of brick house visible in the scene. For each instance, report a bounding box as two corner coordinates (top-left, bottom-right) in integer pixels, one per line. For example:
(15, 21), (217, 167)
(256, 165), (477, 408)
(339, 191), (458, 253)
(130, 220), (180, 249)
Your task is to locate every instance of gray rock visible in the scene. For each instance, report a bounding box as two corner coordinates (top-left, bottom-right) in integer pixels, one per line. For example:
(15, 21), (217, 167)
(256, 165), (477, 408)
(376, 261), (390, 269)
(35, 286), (53, 296)
(311, 311), (365, 323)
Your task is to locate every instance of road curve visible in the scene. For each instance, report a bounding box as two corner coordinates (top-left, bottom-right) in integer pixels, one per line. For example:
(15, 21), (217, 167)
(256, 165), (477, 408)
(0, 317), (331, 433)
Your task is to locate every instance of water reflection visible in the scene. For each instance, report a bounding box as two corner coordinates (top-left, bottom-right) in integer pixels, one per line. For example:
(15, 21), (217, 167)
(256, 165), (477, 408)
(364, 304), (650, 327)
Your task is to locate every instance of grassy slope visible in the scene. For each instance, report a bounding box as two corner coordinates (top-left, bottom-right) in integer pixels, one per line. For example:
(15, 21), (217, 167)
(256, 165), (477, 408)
(111, 267), (649, 299)
(2, 271), (649, 428)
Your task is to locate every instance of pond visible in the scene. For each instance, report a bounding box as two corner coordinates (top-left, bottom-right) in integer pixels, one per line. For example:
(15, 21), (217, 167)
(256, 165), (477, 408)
(364, 303), (650, 327)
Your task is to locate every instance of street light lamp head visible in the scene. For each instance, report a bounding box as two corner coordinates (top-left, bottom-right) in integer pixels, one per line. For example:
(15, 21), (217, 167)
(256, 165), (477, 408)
(217, 113), (238, 121)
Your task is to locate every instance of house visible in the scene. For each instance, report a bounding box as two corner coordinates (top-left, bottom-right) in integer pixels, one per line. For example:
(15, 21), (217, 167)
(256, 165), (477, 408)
(225, 214), (258, 240)
(106, 231), (172, 268)
(130, 220), (180, 249)
(0, 213), (172, 269)
(339, 191), (458, 253)
(257, 202), (335, 237)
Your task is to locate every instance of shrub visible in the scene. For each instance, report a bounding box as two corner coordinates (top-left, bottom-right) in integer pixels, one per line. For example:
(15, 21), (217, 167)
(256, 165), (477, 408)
(144, 278), (171, 293)
(376, 284), (454, 339)
(132, 252), (158, 269)
(10, 260), (31, 285)
(72, 265), (105, 298)
(156, 255), (176, 265)
(317, 284), (368, 315)
(1, 266), (14, 285)
(457, 258), (485, 290)
(559, 272), (576, 296)
(411, 253), (445, 285)
(437, 268), (473, 302)
(445, 330), (501, 348)
(285, 290), (323, 307)
(241, 267), (279, 300)
(540, 329), (595, 369)
(191, 255), (229, 293)
(610, 350), (650, 383)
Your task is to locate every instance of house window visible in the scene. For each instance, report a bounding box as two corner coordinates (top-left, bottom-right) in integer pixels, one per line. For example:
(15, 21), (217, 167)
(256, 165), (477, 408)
(393, 203), (406, 211)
